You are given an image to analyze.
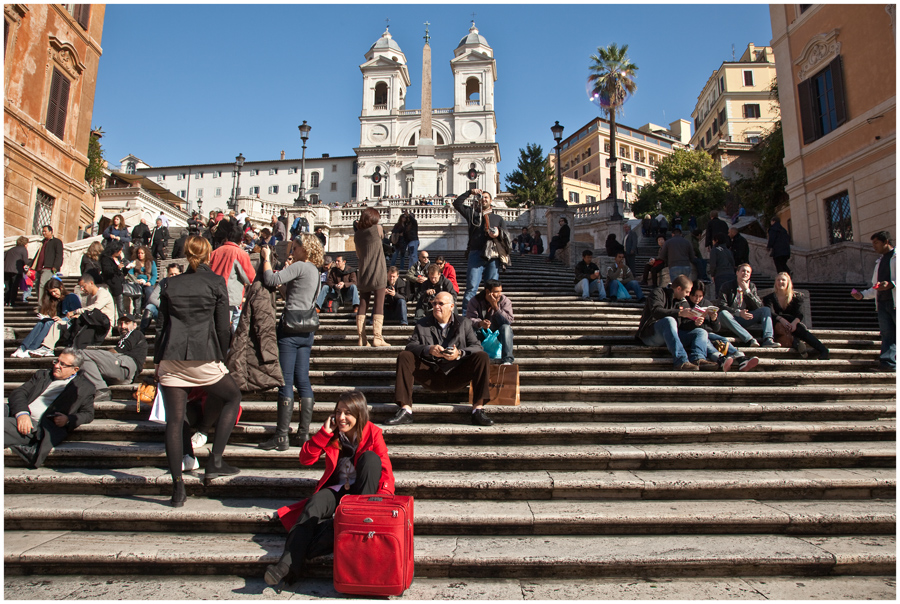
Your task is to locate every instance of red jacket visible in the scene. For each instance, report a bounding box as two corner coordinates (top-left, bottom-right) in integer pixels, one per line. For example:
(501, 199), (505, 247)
(209, 241), (256, 308)
(442, 262), (459, 293)
(276, 421), (395, 530)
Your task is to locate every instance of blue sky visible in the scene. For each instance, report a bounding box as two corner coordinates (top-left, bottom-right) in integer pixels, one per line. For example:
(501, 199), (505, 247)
(94, 3), (773, 179)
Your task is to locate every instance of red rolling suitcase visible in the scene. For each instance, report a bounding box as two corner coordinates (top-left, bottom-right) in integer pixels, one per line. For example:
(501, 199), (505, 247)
(333, 494), (414, 596)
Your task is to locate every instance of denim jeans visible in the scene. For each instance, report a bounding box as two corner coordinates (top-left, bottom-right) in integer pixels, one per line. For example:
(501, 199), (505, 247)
(277, 329), (315, 399)
(477, 313), (514, 364)
(877, 301), (896, 369)
(575, 278), (606, 300)
(608, 280), (644, 301)
(706, 331), (742, 359)
(462, 250), (499, 316)
(718, 307), (774, 342)
(640, 316), (708, 366)
(668, 265), (692, 281)
(21, 319), (55, 351)
(390, 240), (418, 272)
(385, 298), (408, 325)
(230, 306), (241, 332)
(334, 284), (360, 308)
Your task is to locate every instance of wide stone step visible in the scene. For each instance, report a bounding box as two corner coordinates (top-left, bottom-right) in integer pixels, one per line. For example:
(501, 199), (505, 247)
(5, 494), (894, 536)
(4, 465), (895, 500)
(67, 418), (897, 446)
(5, 530), (894, 577)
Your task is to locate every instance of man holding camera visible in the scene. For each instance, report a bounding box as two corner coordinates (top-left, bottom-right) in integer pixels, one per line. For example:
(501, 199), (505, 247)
(453, 188), (506, 316)
(385, 291), (493, 427)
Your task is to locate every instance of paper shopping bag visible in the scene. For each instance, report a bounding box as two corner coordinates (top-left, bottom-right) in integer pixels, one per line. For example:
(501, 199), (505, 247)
(469, 363), (520, 406)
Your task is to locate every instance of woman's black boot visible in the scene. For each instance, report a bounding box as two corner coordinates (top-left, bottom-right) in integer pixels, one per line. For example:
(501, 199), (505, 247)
(292, 397), (314, 446)
(170, 477), (187, 508)
(204, 455), (240, 485)
(259, 396), (293, 451)
(264, 560), (291, 587)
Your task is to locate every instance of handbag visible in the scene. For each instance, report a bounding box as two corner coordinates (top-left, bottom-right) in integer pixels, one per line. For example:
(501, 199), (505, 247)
(148, 387), (166, 423)
(478, 328), (503, 360)
(279, 278), (321, 335)
(133, 377), (157, 413)
(122, 281), (142, 298)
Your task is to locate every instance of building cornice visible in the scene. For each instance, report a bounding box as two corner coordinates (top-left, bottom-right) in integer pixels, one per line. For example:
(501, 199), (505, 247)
(49, 4), (103, 57)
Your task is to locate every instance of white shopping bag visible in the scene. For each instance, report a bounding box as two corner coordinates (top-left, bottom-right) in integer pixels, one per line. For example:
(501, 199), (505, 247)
(148, 387), (166, 424)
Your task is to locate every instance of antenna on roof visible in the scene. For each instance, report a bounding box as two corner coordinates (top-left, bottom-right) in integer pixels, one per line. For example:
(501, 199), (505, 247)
(732, 44), (735, 61)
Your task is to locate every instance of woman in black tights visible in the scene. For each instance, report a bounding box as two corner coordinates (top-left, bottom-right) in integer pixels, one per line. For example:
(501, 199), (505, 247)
(154, 235), (242, 507)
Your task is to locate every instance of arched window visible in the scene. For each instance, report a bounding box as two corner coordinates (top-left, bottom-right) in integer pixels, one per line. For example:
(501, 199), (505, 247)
(310, 172), (320, 187)
(126, 162), (136, 175)
(374, 82), (388, 108)
(436, 132), (444, 145)
(466, 77), (480, 105)
(408, 133), (416, 146)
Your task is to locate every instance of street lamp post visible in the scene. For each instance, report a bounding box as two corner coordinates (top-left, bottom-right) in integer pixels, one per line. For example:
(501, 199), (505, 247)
(295, 120), (311, 206)
(621, 174), (629, 214)
(231, 153), (245, 211)
(551, 121), (565, 207)
(610, 159), (623, 221)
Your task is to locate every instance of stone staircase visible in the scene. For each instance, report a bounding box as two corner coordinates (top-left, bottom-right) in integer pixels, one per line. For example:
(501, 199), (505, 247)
(3, 249), (895, 597)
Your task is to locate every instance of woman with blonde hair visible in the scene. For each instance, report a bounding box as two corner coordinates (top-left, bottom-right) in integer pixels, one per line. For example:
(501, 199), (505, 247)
(155, 236), (242, 506)
(354, 207), (389, 347)
(763, 272), (830, 359)
(259, 234), (323, 451)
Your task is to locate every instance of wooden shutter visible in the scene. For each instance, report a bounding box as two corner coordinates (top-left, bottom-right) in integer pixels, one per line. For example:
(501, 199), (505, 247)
(75, 4), (90, 29)
(46, 68), (70, 140)
(829, 55), (847, 127)
(797, 78), (816, 144)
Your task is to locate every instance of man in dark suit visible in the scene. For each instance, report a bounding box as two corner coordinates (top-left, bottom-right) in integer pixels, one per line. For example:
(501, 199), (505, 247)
(729, 227), (751, 267)
(767, 216), (792, 275)
(28, 225), (63, 303)
(150, 218), (169, 260)
(131, 218), (151, 247)
(5, 347), (96, 468)
(704, 210), (730, 253)
(385, 291), (493, 427)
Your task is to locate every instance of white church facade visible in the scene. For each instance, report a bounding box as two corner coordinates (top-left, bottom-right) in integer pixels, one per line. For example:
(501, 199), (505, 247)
(355, 24), (501, 201)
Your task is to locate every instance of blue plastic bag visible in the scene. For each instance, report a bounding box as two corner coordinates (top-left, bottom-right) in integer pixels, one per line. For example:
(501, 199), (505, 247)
(479, 328), (502, 360)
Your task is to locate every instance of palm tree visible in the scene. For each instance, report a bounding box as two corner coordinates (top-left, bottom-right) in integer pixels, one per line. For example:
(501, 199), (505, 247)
(588, 43), (638, 219)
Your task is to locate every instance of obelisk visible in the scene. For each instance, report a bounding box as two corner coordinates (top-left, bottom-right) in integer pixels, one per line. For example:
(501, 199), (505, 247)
(411, 21), (439, 197)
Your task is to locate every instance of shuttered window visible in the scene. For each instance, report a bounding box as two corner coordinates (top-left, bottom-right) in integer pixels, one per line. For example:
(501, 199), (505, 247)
(798, 55), (847, 144)
(75, 4), (90, 29)
(45, 68), (71, 140)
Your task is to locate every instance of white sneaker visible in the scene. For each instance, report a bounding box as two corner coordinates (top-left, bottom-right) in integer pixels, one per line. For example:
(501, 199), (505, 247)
(11, 347), (26, 358)
(182, 455), (200, 471)
(190, 432), (207, 448)
(28, 346), (53, 357)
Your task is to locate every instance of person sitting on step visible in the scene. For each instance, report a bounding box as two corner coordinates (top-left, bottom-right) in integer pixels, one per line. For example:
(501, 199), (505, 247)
(79, 314), (148, 402)
(763, 272), (830, 360)
(414, 264), (457, 319)
(385, 291), (494, 427)
(606, 252), (644, 302)
(547, 216), (571, 263)
(140, 264), (182, 333)
(716, 264), (782, 348)
(63, 273), (116, 350)
(574, 249), (607, 301)
(5, 347), (95, 469)
(265, 391), (395, 588)
(434, 255), (459, 294)
(405, 249), (431, 301)
(316, 256), (334, 312)
(384, 266), (410, 326)
(325, 255), (359, 313)
(635, 274), (709, 371)
(467, 279), (515, 365)
(688, 280), (759, 372)
(10, 278), (81, 358)
(657, 227), (695, 282)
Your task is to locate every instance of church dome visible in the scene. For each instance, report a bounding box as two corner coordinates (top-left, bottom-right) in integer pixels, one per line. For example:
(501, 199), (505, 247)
(457, 23), (490, 48)
(369, 28), (403, 54)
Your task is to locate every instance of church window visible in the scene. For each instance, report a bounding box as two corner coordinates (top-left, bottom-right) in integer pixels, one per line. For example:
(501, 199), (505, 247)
(126, 162), (136, 174)
(374, 82), (388, 108)
(408, 134), (416, 146)
(437, 133), (444, 145)
(465, 77), (480, 105)
(311, 172), (320, 187)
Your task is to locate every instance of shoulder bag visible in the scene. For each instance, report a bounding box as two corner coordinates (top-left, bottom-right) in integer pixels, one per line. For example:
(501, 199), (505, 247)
(279, 271), (321, 335)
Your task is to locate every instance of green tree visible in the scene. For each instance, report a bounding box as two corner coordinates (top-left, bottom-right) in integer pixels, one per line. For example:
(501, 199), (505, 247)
(633, 148), (729, 219)
(732, 82), (787, 221)
(85, 127), (105, 195)
(587, 43), (638, 207)
(504, 143), (556, 207)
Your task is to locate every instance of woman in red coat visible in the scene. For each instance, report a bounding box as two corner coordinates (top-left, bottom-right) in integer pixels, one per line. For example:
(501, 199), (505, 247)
(265, 390), (395, 587)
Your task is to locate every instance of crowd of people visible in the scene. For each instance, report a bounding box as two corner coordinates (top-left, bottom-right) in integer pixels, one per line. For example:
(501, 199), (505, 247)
(3, 202), (895, 585)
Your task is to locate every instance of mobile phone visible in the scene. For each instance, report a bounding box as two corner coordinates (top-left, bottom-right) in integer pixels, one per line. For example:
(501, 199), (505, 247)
(445, 346), (456, 353)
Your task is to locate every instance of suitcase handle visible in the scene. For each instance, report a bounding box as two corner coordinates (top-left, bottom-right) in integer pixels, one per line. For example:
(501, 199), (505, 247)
(367, 496), (383, 502)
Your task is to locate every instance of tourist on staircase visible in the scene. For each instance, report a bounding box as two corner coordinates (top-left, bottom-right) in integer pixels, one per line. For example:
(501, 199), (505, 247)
(209, 221), (256, 332)
(259, 234), (324, 451)
(708, 233), (736, 297)
(130, 218), (151, 248)
(127, 246), (157, 316)
(515, 227), (533, 255)
(149, 217), (169, 261)
(265, 391), (395, 588)
(434, 256), (459, 294)
(852, 231), (895, 372)
(388, 214), (410, 270)
(606, 252), (644, 302)
(657, 227), (695, 282)
(79, 241), (104, 284)
(405, 249), (431, 300)
(63, 274), (115, 349)
(5, 347), (95, 469)
(467, 279), (515, 366)
(414, 264), (457, 319)
(5, 236), (30, 307)
(28, 225), (63, 304)
(385, 291), (494, 427)
(102, 214), (131, 250)
(11, 278), (81, 358)
(547, 216), (570, 263)
(764, 272), (830, 360)
(639, 236), (668, 287)
(716, 264), (782, 349)
(767, 216), (792, 276)
(99, 241), (128, 320)
(453, 188), (507, 313)
(325, 255), (360, 313)
(623, 223), (639, 276)
(140, 264), (181, 333)
(704, 210), (729, 255)
(79, 313), (148, 401)
(155, 235), (242, 505)
(728, 227), (750, 267)
(384, 266), (410, 326)
(353, 208), (390, 348)
(635, 274), (709, 371)
(574, 249), (607, 301)
(605, 233), (625, 257)
(688, 280), (759, 372)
